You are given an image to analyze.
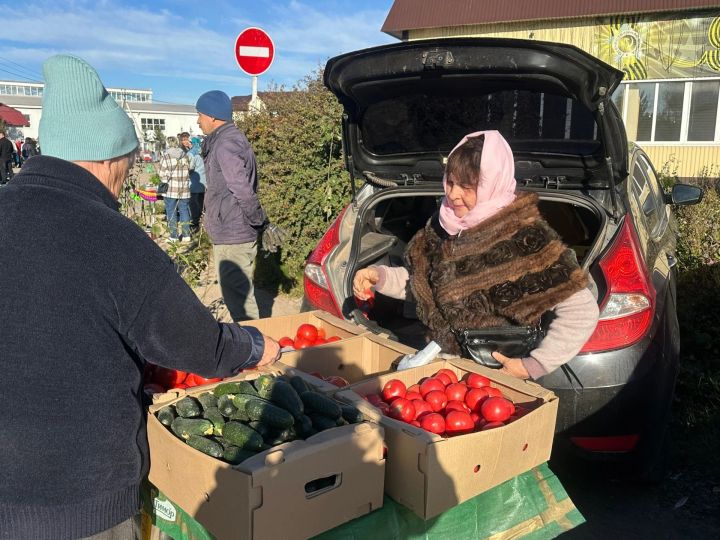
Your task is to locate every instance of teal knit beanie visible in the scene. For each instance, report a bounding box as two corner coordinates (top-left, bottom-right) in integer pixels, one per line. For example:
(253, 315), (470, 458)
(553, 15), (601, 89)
(39, 54), (138, 162)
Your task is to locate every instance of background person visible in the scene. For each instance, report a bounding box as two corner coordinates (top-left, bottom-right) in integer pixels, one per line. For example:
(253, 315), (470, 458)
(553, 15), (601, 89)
(0, 54), (280, 539)
(158, 136), (192, 242)
(196, 90), (266, 321)
(353, 131), (599, 380)
(0, 129), (14, 183)
(180, 131), (206, 233)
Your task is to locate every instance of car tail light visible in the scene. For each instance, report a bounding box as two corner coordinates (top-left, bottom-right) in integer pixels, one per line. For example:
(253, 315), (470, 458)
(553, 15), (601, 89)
(580, 216), (655, 353)
(303, 208), (347, 318)
(570, 434), (640, 453)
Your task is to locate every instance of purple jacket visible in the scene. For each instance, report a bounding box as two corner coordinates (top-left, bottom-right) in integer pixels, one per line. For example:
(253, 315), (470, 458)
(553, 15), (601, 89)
(201, 123), (266, 244)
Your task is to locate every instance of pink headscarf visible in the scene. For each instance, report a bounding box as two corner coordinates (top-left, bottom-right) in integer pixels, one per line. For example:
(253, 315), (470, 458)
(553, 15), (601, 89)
(438, 130), (517, 236)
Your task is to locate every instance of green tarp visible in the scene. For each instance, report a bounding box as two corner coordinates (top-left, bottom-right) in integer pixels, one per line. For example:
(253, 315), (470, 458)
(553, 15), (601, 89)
(141, 463), (583, 540)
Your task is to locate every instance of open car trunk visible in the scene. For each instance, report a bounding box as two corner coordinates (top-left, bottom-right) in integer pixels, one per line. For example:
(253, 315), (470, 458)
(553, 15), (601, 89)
(332, 186), (608, 348)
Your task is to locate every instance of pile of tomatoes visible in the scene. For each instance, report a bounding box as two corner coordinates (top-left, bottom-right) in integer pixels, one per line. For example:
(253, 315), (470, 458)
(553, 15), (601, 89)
(143, 364), (223, 394)
(278, 323), (342, 350)
(363, 369), (528, 436)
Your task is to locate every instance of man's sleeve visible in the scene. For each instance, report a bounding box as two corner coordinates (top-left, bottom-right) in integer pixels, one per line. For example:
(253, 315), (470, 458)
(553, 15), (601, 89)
(216, 143), (266, 228)
(125, 264), (265, 377)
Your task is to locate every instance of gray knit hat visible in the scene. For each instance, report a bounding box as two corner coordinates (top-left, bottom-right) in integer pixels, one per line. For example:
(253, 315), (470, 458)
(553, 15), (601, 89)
(39, 54), (138, 161)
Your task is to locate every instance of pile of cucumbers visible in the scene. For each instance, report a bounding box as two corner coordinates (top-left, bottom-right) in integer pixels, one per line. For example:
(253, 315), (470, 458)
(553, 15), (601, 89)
(155, 374), (364, 465)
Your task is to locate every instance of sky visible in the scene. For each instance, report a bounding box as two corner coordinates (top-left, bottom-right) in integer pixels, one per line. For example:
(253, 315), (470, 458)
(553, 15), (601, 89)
(0, 0), (396, 105)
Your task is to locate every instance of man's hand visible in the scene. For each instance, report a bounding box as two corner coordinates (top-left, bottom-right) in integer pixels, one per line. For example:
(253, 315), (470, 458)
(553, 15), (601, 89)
(256, 335), (281, 367)
(261, 223), (288, 254)
(492, 351), (530, 379)
(352, 267), (380, 300)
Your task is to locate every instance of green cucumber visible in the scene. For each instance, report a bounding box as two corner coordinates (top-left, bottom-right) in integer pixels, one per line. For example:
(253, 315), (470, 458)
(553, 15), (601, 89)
(156, 405), (177, 427)
(263, 380), (304, 419)
(213, 381), (258, 398)
(170, 417), (214, 439)
(222, 421), (265, 451)
(336, 417), (349, 427)
(300, 392), (342, 420)
(294, 415), (315, 438)
(197, 392), (218, 411)
(267, 426), (298, 446)
(202, 407), (226, 436)
(186, 435), (223, 459)
(231, 393), (271, 413)
(222, 445), (259, 465)
(175, 397), (203, 418)
(253, 375), (275, 396)
(341, 405), (364, 424)
(245, 399), (294, 429)
(308, 413), (338, 432)
(288, 375), (312, 395)
(217, 394), (239, 418)
(249, 421), (275, 441)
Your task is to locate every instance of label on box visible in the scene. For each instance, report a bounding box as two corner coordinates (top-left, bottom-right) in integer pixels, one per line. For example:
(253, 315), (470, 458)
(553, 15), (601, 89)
(153, 497), (177, 522)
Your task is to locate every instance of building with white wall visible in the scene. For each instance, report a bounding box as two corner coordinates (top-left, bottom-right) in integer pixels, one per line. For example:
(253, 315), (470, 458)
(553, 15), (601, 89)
(0, 81), (198, 150)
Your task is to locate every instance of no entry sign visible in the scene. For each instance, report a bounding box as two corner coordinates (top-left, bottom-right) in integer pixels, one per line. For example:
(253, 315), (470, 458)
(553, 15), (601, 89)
(235, 27), (275, 76)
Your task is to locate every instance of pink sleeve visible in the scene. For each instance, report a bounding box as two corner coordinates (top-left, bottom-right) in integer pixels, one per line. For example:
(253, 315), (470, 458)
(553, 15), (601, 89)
(526, 287), (600, 378)
(370, 265), (410, 300)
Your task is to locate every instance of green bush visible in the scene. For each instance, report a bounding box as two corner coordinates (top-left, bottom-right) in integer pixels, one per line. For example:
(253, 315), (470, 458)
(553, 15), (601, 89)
(236, 69), (354, 293)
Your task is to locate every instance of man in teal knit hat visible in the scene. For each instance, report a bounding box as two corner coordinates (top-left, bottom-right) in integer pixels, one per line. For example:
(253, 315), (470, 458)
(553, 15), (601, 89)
(0, 55), (280, 539)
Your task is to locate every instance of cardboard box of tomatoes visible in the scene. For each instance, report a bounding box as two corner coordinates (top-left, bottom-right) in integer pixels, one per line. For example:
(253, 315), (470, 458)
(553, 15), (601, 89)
(275, 333), (418, 385)
(146, 368), (386, 540)
(239, 310), (367, 349)
(335, 358), (559, 519)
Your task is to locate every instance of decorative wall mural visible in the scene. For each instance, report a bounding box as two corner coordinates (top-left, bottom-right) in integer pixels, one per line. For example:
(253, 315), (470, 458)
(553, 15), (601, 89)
(596, 13), (720, 80)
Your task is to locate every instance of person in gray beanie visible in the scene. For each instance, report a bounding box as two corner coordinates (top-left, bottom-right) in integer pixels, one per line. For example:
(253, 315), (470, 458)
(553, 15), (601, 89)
(0, 55), (280, 540)
(196, 89), (267, 321)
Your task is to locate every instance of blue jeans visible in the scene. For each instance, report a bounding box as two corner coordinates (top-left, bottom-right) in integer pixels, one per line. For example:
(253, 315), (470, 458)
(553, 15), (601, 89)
(164, 197), (191, 239)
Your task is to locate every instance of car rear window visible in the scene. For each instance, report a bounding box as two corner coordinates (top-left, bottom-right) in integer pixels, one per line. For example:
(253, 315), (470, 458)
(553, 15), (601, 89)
(360, 90), (598, 155)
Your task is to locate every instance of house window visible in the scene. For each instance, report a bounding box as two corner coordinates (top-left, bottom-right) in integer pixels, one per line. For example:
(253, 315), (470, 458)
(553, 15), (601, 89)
(620, 78), (720, 143)
(141, 118), (165, 131)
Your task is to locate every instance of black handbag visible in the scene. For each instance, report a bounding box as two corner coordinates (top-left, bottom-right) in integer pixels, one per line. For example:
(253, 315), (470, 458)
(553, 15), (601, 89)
(156, 182), (169, 196)
(453, 324), (546, 369)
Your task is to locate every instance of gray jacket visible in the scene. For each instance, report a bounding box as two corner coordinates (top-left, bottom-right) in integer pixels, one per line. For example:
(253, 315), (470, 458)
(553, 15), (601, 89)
(201, 123), (266, 244)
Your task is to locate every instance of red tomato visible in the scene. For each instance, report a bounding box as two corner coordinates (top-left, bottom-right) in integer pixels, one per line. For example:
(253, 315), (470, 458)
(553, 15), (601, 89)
(317, 327), (327, 339)
(278, 336), (295, 348)
(412, 399), (433, 420)
(420, 378), (445, 398)
(173, 383), (189, 389)
(366, 394), (383, 406)
(143, 382), (165, 396)
(153, 367), (187, 388)
(325, 376), (349, 388)
(435, 368), (459, 384)
(470, 412), (485, 430)
(424, 390), (448, 412)
(296, 323), (319, 342)
(405, 391), (423, 401)
(445, 411), (475, 436)
(407, 384), (421, 394)
(485, 387), (504, 398)
(377, 402), (390, 415)
(434, 372), (453, 386)
(382, 379), (407, 402)
(294, 337), (314, 349)
(314, 337), (327, 345)
(326, 336), (342, 342)
(445, 383), (468, 402)
(410, 420), (421, 427)
(445, 400), (470, 413)
(482, 421), (505, 430)
(389, 397), (415, 423)
(480, 397), (515, 423)
(465, 387), (490, 412)
(464, 373), (491, 388)
(186, 374), (222, 387)
(420, 412), (446, 434)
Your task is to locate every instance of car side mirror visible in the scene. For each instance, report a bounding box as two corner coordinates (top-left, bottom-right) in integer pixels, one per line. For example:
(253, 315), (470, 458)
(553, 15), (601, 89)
(664, 183), (703, 206)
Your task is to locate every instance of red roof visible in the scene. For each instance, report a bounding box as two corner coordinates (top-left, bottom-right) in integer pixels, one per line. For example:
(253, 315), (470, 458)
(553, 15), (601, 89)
(0, 103), (29, 126)
(382, 0), (720, 38)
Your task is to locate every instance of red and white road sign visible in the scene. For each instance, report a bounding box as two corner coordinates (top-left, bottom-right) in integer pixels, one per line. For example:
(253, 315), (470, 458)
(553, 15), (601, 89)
(235, 27), (275, 76)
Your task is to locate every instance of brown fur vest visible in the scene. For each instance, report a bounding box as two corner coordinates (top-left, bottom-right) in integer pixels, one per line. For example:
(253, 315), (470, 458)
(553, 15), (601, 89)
(406, 192), (588, 354)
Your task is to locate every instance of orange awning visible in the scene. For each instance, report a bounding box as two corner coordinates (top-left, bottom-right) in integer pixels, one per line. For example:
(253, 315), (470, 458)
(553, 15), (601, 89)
(0, 103), (29, 126)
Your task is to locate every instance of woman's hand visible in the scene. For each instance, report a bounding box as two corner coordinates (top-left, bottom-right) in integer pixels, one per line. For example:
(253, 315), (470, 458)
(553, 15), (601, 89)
(352, 267), (380, 300)
(492, 351), (530, 379)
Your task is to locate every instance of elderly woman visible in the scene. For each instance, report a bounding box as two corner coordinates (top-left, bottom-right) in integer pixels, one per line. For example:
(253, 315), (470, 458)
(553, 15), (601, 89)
(353, 131), (599, 380)
(158, 136), (192, 242)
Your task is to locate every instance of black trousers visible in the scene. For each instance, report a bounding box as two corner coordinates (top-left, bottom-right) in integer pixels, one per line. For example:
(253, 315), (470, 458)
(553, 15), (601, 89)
(2, 160), (13, 183)
(189, 191), (205, 232)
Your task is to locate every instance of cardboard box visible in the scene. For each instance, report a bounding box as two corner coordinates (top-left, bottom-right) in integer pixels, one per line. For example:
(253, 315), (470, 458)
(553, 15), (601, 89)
(335, 358), (559, 519)
(147, 373), (385, 540)
(275, 333), (417, 384)
(239, 310), (366, 342)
